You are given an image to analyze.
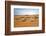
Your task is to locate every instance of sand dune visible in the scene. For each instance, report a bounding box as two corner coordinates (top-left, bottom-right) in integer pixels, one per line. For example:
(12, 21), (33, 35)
(14, 15), (39, 27)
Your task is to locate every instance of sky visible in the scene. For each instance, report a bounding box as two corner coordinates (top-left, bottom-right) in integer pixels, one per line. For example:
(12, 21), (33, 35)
(14, 8), (39, 15)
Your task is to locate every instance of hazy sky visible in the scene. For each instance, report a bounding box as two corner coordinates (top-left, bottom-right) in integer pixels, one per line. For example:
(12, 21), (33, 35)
(14, 8), (39, 15)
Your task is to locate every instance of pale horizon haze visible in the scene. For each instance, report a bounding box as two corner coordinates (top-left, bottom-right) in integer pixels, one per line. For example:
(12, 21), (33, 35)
(14, 8), (39, 15)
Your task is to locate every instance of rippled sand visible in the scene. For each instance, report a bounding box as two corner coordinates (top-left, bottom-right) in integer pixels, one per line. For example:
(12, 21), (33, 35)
(14, 15), (39, 27)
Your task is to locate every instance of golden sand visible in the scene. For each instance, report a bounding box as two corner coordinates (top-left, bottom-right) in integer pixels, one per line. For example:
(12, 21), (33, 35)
(14, 15), (39, 27)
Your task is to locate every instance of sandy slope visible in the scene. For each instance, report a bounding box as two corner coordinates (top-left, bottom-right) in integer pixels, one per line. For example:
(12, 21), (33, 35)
(14, 15), (39, 27)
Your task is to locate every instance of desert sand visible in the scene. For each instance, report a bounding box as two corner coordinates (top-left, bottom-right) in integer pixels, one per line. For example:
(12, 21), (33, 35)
(14, 15), (39, 27)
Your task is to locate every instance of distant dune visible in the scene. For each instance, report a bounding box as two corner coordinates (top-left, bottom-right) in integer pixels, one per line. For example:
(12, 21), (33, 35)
(14, 15), (39, 27)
